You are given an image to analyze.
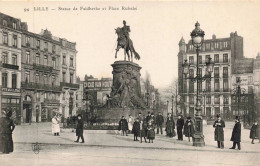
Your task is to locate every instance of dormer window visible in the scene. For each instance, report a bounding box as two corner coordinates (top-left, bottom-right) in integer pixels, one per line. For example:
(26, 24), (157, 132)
(3, 20), (7, 26)
(13, 22), (17, 29)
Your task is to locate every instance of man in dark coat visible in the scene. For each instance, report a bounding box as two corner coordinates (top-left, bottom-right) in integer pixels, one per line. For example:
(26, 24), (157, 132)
(118, 116), (128, 136)
(132, 118), (140, 141)
(156, 112), (164, 134)
(0, 110), (15, 154)
(230, 116), (241, 150)
(213, 114), (225, 149)
(184, 116), (194, 142)
(177, 114), (185, 140)
(74, 114), (84, 143)
(250, 121), (258, 144)
(166, 113), (175, 137)
(146, 112), (151, 122)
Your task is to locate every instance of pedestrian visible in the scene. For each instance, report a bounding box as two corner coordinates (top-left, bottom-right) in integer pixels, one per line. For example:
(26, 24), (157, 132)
(184, 116), (194, 142)
(0, 110), (15, 154)
(140, 119), (147, 143)
(52, 113), (60, 136)
(128, 115), (134, 134)
(74, 114), (85, 143)
(156, 112), (164, 134)
(166, 113), (175, 137)
(250, 121), (258, 144)
(147, 120), (155, 143)
(118, 116), (128, 136)
(213, 114), (225, 149)
(230, 116), (241, 150)
(146, 112), (152, 122)
(132, 118), (140, 141)
(176, 114), (184, 140)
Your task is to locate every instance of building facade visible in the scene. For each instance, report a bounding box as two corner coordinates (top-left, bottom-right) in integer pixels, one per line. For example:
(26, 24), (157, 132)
(0, 12), (79, 123)
(178, 32), (243, 119)
(0, 13), (22, 124)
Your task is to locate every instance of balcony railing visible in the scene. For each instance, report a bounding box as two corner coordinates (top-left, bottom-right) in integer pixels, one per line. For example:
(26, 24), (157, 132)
(33, 63), (53, 72)
(60, 82), (79, 89)
(44, 99), (60, 103)
(21, 82), (61, 91)
(3, 63), (19, 70)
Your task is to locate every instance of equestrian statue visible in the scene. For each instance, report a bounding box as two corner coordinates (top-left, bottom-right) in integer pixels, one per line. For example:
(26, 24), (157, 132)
(115, 20), (140, 62)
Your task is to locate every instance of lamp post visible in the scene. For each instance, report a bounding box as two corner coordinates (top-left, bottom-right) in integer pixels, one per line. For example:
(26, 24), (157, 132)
(171, 95), (174, 116)
(167, 100), (169, 113)
(232, 78), (246, 117)
(182, 22), (214, 147)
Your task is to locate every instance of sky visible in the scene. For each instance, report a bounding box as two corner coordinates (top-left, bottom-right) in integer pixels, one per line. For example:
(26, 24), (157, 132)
(1, 1), (260, 89)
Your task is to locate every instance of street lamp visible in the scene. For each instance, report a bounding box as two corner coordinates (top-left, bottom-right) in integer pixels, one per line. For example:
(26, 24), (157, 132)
(232, 78), (246, 117)
(171, 95), (174, 116)
(182, 22), (214, 147)
(167, 100), (169, 113)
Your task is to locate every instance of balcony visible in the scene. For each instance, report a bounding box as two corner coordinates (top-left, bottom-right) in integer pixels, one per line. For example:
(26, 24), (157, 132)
(21, 82), (61, 91)
(60, 82), (79, 90)
(44, 99), (60, 103)
(33, 63), (53, 72)
(3, 63), (19, 70)
(2, 88), (20, 93)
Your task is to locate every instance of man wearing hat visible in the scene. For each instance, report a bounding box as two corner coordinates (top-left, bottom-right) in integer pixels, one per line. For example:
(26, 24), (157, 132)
(184, 116), (194, 142)
(146, 112), (151, 122)
(177, 114), (185, 140)
(230, 116), (241, 150)
(118, 116), (128, 136)
(74, 114), (84, 143)
(156, 112), (164, 135)
(213, 114), (225, 149)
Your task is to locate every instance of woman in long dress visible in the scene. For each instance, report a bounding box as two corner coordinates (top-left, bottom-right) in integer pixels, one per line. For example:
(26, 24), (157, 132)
(0, 110), (15, 154)
(52, 113), (60, 136)
(128, 115), (134, 134)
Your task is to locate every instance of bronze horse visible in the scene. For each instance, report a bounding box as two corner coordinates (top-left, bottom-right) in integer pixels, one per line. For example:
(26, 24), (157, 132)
(115, 27), (140, 62)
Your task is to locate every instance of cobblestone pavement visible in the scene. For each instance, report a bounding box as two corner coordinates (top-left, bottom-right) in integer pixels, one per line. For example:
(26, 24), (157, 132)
(0, 122), (260, 166)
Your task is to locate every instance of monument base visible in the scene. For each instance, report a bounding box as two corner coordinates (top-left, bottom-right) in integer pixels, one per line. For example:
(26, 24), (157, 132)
(193, 115), (205, 147)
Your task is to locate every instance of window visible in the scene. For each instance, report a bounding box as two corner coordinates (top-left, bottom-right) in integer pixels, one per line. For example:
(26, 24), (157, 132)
(183, 82), (187, 93)
(3, 20), (7, 26)
(205, 55), (210, 62)
(51, 75), (55, 86)
(2, 73), (8, 88)
(189, 69), (194, 78)
(43, 74), (48, 84)
(3, 32), (8, 45)
(12, 74), (17, 89)
(214, 67), (219, 77)
(214, 96), (220, 104)
(248, 76), (253, 84)
(248, 86), (253, 94)
(223, 67), (228, 77)
(63, 55), (66, 65)
(189, 45), (193, 51)
(215, 42), (219, 48)
(44, 42), (48, 50)
(206, 96), (211, 104)
(214, 79), (220, 92)
(62, 72), (66, 82)
(36, 40), (40, 48)
(224, 41), (228, 48)
(70, 57), (74, 67)
(70, 73), (73, 83)
(223, 79), (229, 91)
(198, 68), (202, 77)
(223, 54), (228, 63)
(44, 55), (48, 65)
(206, 43), (210, 49)
(26, 51), (30, 64)
(52, 58), (56, 68)
(44, 92), (47, 99)
(189, 56), (194, 64)
(12, 54), (17, 65)
(12, 22), (17, 29)
(25, 36), (30, 45)
(35, 53), (40, 64)
(189, 95), (194, 104)
(189, 81), (194, 93)
(13, 35), (17, 47)
(199, 56), (202, 64)
(206, 80), (211, 92)
(25, 72), (30, 83)
(52, 45), (56, 53)
(214, 54), (219, 63)
(35, 73), (40, 83)
(2, 52), (8, 63)
(224, 95), (229, 104)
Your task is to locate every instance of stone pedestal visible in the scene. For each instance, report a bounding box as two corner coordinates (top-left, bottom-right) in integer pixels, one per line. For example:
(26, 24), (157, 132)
(110, 61), (145, 109)
(193, 115), (205, 147)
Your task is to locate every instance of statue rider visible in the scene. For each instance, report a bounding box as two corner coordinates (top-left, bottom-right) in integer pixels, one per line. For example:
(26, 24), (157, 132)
(122, 20), (131, 45)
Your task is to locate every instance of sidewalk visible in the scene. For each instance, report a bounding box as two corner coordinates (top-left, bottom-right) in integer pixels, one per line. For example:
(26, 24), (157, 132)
(13, 122), (260, 153)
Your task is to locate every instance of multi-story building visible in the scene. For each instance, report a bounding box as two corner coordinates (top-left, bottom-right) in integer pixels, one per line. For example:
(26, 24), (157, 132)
(178, 32), (243, 119)
(0, 12), (79, 123)
(20, 28), (62, 123)
(0, 13), (22, 124)
(83, 75), (113, 107)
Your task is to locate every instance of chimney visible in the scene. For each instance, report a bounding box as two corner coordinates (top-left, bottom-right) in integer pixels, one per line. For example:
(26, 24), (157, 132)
(212, 34), (216, 39)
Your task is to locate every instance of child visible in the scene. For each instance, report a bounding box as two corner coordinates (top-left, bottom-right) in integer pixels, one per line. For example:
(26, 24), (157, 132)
(132, 118), (140, 141)
(147, 120), (155, 143)
(250, 121), (258, 144)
